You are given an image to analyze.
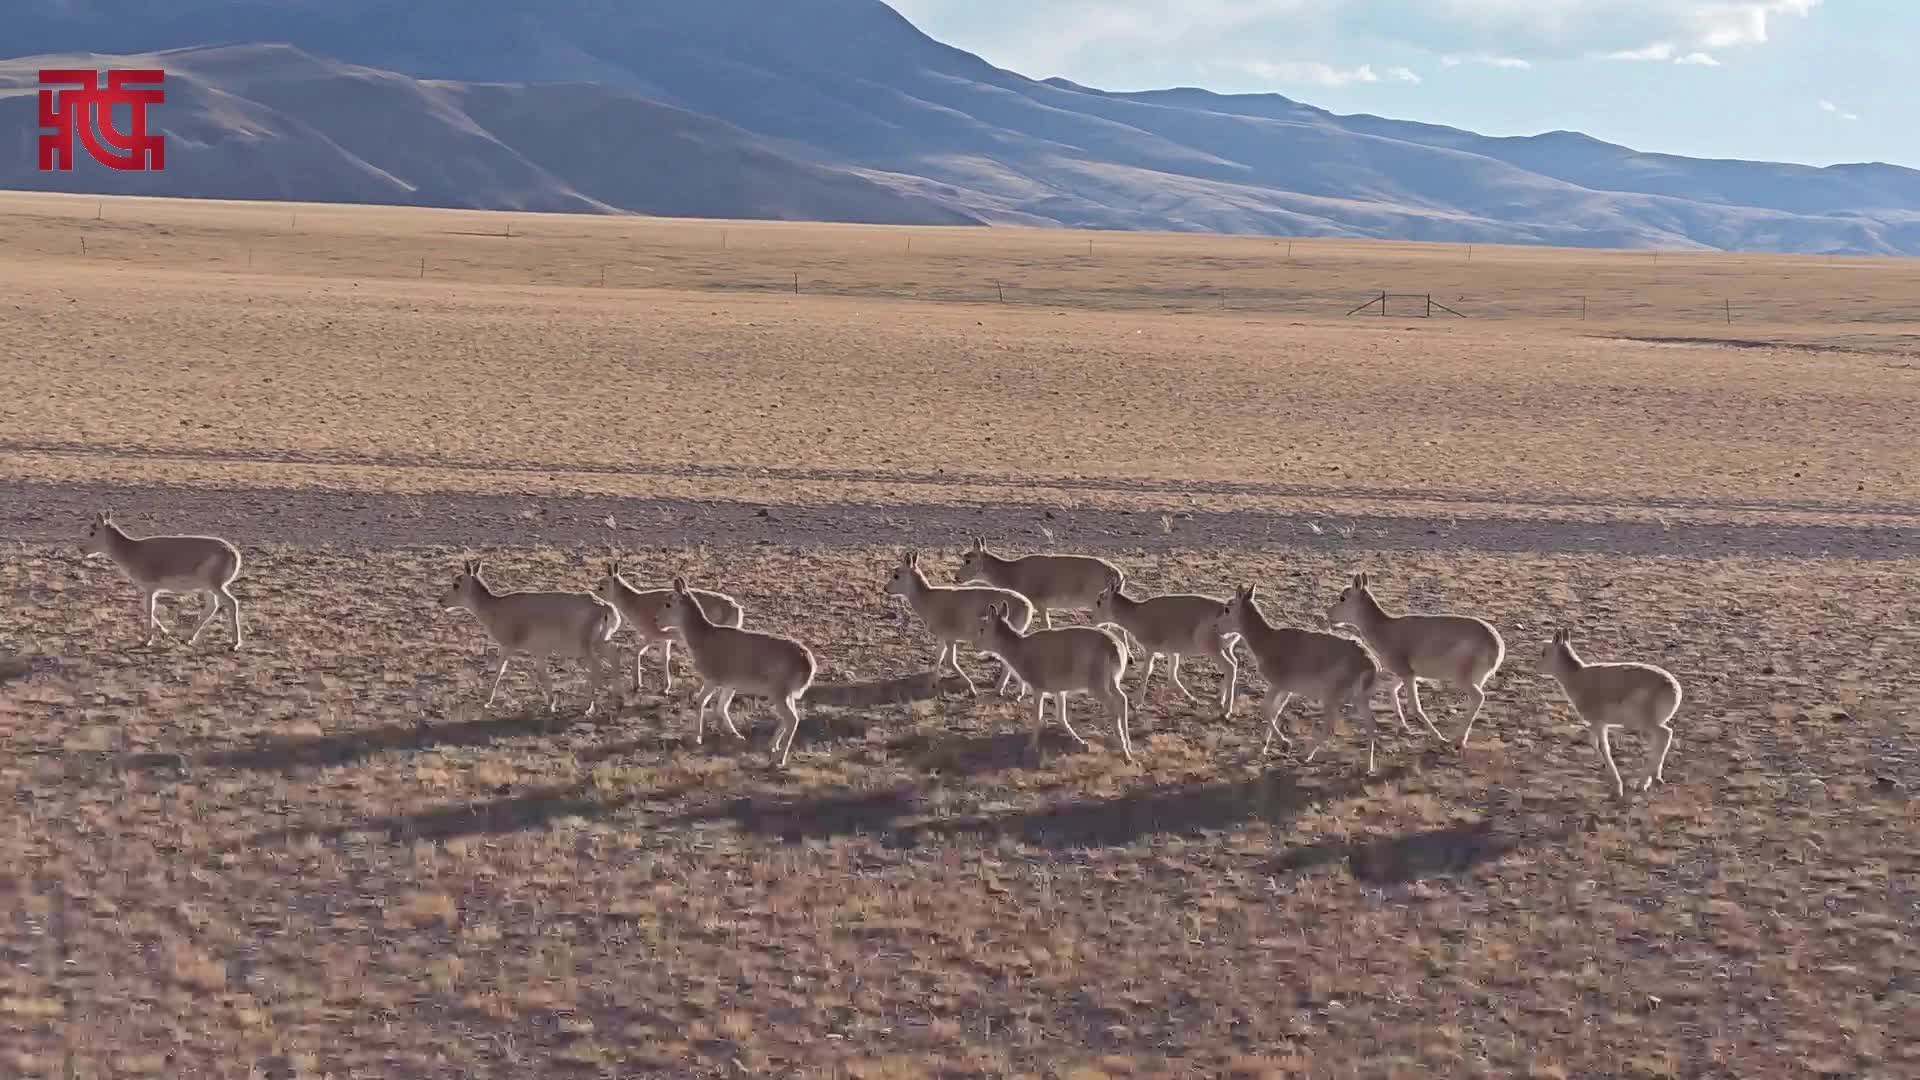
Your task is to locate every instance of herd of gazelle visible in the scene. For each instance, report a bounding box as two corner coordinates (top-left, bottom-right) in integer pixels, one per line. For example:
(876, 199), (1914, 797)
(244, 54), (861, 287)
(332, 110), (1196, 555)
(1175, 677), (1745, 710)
(76, 514), (1684, 796)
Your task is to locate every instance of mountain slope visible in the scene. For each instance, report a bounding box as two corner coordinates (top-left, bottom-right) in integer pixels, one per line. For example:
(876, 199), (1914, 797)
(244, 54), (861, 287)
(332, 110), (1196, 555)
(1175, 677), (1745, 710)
(0, 43), (981, 225)
(8, 0), (1919, 253)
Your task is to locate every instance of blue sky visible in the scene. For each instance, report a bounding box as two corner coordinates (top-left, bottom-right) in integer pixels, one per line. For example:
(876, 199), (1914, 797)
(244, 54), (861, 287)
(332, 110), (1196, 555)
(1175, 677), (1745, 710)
(888, 1), (1913, 167)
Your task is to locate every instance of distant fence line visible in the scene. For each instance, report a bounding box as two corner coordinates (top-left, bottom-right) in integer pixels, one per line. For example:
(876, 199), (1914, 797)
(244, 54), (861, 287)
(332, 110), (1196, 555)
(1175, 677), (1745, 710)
(23, 230), (1920, 326)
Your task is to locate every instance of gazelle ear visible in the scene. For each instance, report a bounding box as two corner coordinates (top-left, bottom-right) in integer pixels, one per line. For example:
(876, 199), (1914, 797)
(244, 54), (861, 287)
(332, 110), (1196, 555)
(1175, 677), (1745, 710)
(971, 535), (985, 551)
(672, 576), (689, 594)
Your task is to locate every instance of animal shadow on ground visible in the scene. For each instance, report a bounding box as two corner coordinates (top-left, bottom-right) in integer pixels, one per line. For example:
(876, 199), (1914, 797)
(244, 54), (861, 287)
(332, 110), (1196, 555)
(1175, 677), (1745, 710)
(1270, 801), (1582, 885)
(188, 707), (597, 774)
(247, 780), (700, 849)
(668, 766), (1408, 850)
(885, 726), (1108, 776)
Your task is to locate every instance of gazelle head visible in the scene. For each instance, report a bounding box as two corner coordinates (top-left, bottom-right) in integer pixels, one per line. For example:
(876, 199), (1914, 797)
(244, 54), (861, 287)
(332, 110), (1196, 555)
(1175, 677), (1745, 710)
(592, 559), (628, 607)
(955, 536), (991, 584)
(1539, 627), (1579, 675)
(1327, 571), (1375, 629)
(1211, 583), (1258, 639)
(79, 509), (118, 558)
(441, 559), (486, 611)
(658, 576), (703, 633)
(884, 550), (923, 598)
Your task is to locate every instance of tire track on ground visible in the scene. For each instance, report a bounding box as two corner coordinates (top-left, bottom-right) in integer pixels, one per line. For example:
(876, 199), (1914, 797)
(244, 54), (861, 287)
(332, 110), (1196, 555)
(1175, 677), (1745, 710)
(3, 480), (1914, 559)
(4, 440), (1917, 518)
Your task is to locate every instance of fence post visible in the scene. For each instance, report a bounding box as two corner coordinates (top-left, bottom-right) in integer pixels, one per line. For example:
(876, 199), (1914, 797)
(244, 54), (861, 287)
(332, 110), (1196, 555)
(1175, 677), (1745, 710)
(793, 272), (799, 295)
(1725, 298), (1732, 324)
(997, 282), (1004, 303)
(1426, 294), (1433, 317)
(1580, 295), (1587, 321)
(1379, 289), (1387, 317)
(418, 256), (425, 279)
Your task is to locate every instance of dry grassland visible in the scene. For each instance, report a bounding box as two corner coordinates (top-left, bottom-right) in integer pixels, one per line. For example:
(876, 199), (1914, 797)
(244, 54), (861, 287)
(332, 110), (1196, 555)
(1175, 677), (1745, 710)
(2, 193), (1917, 1078)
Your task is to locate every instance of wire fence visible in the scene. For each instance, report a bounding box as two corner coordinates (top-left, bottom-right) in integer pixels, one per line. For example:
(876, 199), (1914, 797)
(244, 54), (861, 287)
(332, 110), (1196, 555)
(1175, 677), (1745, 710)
(11, 202), (1920, 327)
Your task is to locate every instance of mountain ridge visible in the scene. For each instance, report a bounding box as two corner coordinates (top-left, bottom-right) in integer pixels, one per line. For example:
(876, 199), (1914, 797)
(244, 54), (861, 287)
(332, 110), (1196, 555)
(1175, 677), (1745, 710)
(6, 0), (1918, 253)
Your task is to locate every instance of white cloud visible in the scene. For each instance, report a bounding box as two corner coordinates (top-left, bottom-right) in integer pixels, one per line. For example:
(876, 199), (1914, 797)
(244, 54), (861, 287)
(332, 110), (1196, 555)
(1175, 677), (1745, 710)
(1818, 99), (1859, 121)
(886, 1), (1820, 86)
(1388, 66), (1423, 82)
(1604, 42), (1677, 61)
(1441, 52), (1534, 70)
(1244, 60), (1382, 86)
(1602, 43), (1722, 65)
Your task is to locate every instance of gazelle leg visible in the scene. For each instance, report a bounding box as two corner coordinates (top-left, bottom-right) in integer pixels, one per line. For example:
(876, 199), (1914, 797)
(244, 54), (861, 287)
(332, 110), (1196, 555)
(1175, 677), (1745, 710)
(771, 694), (803, 767)
(1168, 654), (1200, 703)
(530, 660), (556, 711)
(1387, 677), (1415, 734)
(1217, 643), (1239, 718)
(186, 589), (221, 644)
(695, 687), (714, 743)
(718, 688), (744, 739)
(1457, 680), (1488, 749)
(1407, 677), (1446, 740)
(632, 641), (651, 690)
(1134, 653), (1158, 706)
(1598, 724), (1625, 798)
(484, 654), (513, 709)
(1056, 692), (1088, 746)
(661, 640), (675, 693)
(1647, 722), (1676, 790)
(583, 649), (606, 717)
(947, 643), (981, 696)
(1358, 689), (1380, 775)
(222, 585), (242, 650)
(1261, 691), (1294, 754)
(142, 590), (173, 646)
(1108, 686), (1135, 763)
(1029, 691), (1050, 752)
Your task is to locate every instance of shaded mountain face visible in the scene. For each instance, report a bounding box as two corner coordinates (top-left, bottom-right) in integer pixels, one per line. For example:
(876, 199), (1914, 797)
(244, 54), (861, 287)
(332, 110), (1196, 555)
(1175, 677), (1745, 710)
(0, 45), (980, 224)
(9, 0), (1920, 252)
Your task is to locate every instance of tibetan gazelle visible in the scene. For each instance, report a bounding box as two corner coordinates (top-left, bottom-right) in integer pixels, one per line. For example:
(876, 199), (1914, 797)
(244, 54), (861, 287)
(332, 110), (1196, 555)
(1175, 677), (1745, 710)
(1328, 572), (1505, 750)
(591, 560), (744, 692)
(1540, 628), (1682, 798)
(884, 550), (1033, 697)
(955, 537), (1123, 630)
(657, 577), (817, 768)
(439, 559), (621, 716)
(965, 598), (1134, 763)
(1211, 584), (1383, 772)
(79, 510), (244, 650)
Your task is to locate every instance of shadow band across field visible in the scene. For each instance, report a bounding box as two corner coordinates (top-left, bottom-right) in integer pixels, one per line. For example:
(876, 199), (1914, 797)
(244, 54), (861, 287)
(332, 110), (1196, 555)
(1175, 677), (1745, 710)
(2, 479), (1913, 559)
(242, 766), (1574, 885)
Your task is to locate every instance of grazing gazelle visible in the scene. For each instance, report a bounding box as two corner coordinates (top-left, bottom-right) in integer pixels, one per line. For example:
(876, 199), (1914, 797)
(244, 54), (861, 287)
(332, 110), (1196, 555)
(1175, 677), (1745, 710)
(884, 550), (1033, 697)
(440, 559), (620, 716)
(956, 536), (1123, 630)
(1540, 628), (1683, 798)
(79, 510), (244, 650)
(1091, 575), (1239, 716)
(1327, 571), (1505, 750)
(1211, 584), (1383, 772)
(657, 577), (816, 767)
(964, 598), (1134, 763)
(591, 560), (743, 692)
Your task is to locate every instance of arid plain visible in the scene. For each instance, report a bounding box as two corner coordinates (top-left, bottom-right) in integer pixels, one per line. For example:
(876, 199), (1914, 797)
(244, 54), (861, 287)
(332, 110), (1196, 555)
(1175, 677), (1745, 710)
(1, 191), (1916, 1078)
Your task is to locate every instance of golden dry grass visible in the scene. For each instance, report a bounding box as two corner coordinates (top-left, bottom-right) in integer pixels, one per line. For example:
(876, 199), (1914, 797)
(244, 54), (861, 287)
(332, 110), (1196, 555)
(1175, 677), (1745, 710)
(1, 193), (1917, 1078)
